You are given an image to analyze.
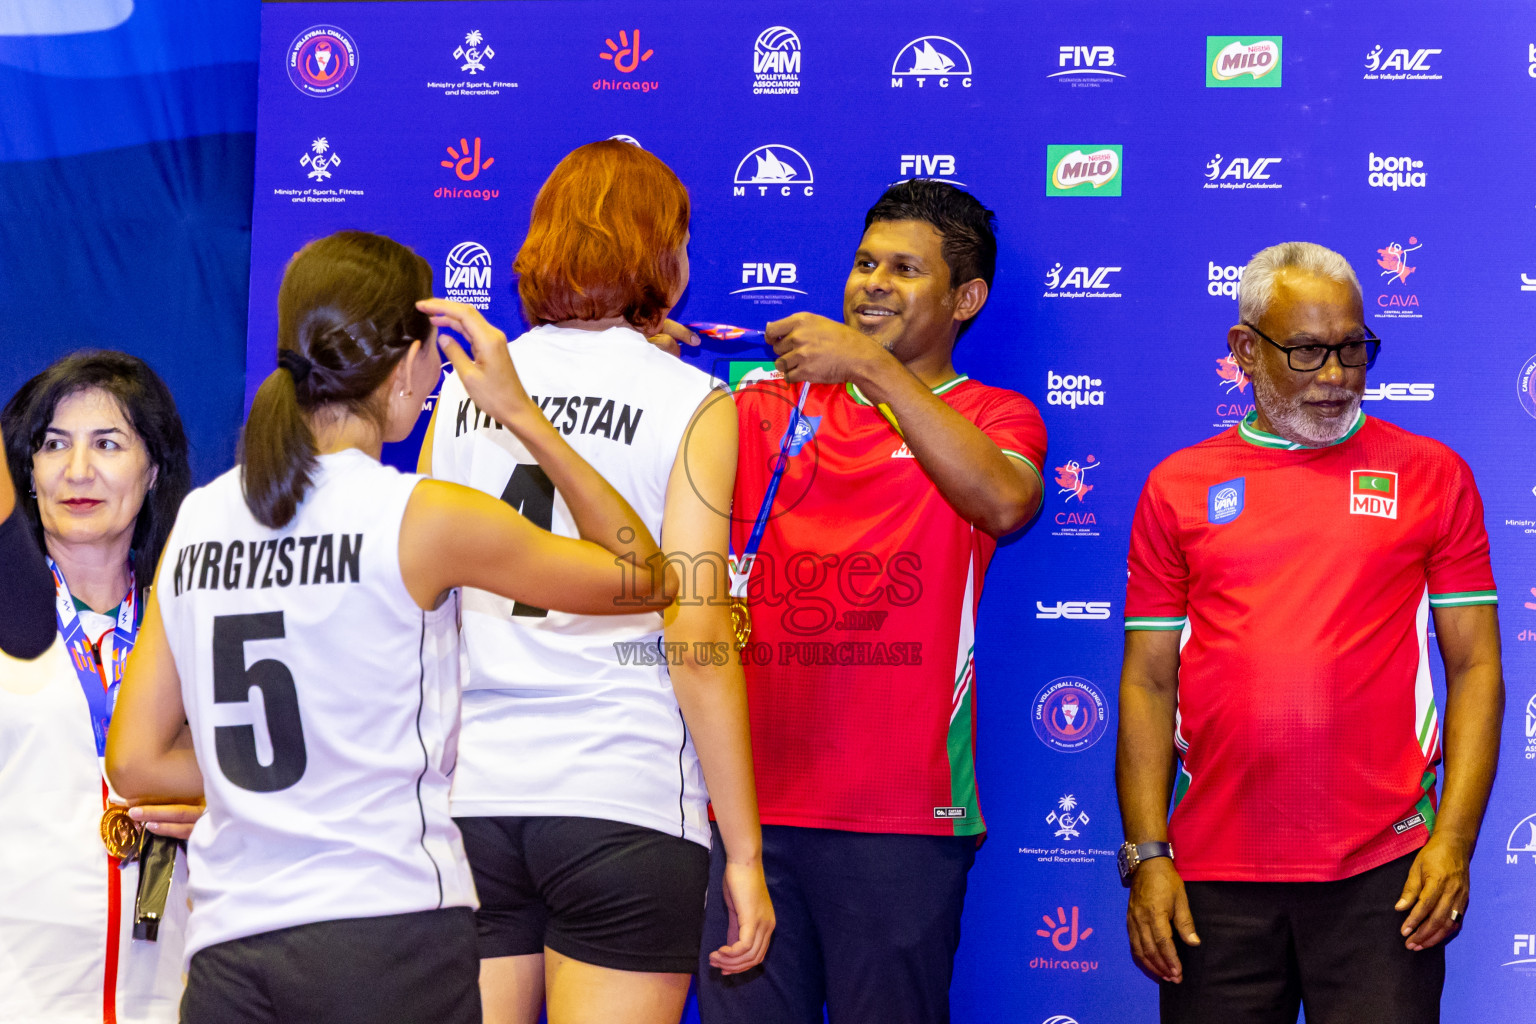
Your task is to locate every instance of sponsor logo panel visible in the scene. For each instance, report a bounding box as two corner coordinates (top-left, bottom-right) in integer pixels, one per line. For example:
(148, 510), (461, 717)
(1206, 36), (1281, 87)
(1046, 371), (1105, 409)
(1052, 45), (1121, 87)
(429, 29), (517, 96)
(436, 136), (498, 200)
(891, 36), (973, 88)
(733, 145), (814, 198)
(734, 262), (805, 306)
(275, 136), (363, 205)
(1032, 676), (1109, 753)
(1052, 455), (1101, 537)
(1364, 45), (1442, 81)
(1373, 237), (1422, 320)
(1047, 145), (1122, 196)
(596, 28), (658, 93)
(443, 242), (492, 309)
(1368, 152), (1427, 190)
(1044, 263), (1122, 299)
(1035, 601), (1112, 620)
(753, 26), (800, 94)
(287, 25), (359, 97)
(1018, 795), (1115, 866)
(1204, 154), (1282, 189)
(899, 153), (963, 185)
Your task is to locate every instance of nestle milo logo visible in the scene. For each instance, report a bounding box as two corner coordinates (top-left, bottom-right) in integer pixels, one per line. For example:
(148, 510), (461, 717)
(1207, 36), (1282, 87)
(1047, 145), (1122, 196)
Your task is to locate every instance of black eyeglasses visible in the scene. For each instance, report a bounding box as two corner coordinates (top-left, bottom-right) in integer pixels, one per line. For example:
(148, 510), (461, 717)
(1242, 322), (1381, 372)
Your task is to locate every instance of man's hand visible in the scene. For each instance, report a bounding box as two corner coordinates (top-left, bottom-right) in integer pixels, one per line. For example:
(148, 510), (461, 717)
(1126, 858), (1200, 984)
(766, 312), (889, 385)
(1396, 832), (1471, 950)
(708, 859), (775, 975)
(127, 799), (204, 842)
(646, 319), (700, 357)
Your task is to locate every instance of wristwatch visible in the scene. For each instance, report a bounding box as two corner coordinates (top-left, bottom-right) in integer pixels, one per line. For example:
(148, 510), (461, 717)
(1118, 841), (1174, 887)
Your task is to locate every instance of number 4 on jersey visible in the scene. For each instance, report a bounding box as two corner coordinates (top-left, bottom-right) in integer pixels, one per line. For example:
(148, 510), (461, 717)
(501, 463), (555, 618)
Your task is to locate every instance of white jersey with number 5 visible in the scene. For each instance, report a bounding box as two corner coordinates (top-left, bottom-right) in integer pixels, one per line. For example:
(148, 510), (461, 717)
(157, 450), (475, 961)
(433, 324), (719, 847)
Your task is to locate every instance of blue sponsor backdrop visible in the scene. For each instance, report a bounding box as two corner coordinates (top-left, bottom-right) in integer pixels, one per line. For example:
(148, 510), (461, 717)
(248, 3), (1536, 1021)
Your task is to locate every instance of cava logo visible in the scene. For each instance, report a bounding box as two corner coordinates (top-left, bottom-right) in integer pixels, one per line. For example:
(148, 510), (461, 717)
(1368, 152), (1427, 190)
(899, 154), (963, 185)
(287, 25), (360, 98)
(1052, 456), (1100, 537)
(1350, 470), (1398, 519)
(1051, 45), (1122, 87)
(1047, 145), (1122, 196)
(1208, 261), (1245, 298)
(1035, 601), (1112, 620)
(754, 26), (800, 94)
(1364, 46), (1442, 80)
(1374, 237), (1422, 320)
(1214, 352), (1253, 429)
(1207, 36), (1282, 87)
(443, 242), (492, 310)
(1044, 263), (1122, 298)
(1204, 154), (1282, 190)
(890, 36), (973, 88)
(1364, 383), (1434, 401)
(1517, 354), (1536, 420)
(596, 29), (658, 93)
(1216, 353), (1250, 393)
(1047, 371), (1105, 409)
(733, 145), (814, 197)
(734, 262), (805, 305)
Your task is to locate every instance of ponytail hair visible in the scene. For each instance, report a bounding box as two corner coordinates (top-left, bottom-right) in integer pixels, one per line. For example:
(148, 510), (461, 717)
(241, 231), (433, 529)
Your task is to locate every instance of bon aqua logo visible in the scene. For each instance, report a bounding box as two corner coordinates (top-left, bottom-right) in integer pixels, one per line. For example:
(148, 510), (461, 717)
(1047, 145), (1121, 197)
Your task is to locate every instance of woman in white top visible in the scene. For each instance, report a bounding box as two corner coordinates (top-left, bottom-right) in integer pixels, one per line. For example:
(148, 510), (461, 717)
(0, 350), (197, 1024)
(420, 140), (773, 1024)
(105, 230), (673, 1024)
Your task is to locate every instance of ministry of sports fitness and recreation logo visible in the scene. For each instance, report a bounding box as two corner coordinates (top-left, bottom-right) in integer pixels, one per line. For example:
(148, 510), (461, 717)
(1044, 263), (1122, 298)
(1374, 236), (1422, 320)
(287, 25), (359, 97)
(443, 242), (492, 310)
(1051, 45), (1121, 87)
(274, 137), (362, 205)
(753, 26), (800, 94)
(734, 261), (805, 306)
(596, 29), (657, 93)
(890, 36), (973, 88)
(429, 30), (516, 96)
(1204, 154), (1282, 190)
(1207, 36), (1281, 87)
(1046, 794), (1089, 841)
(436, 137), (498, 200)
(1032, 676), (1109, 753)
(1364, 45), (1443, 81)
(733, 145), (814, 198)
(1051, 455), (1101, 538)
(1047, 145), (1122, 196)
(300, 137), (339, 182)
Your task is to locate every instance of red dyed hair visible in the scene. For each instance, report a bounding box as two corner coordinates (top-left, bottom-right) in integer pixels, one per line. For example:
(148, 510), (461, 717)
(515, 140), (690, 332)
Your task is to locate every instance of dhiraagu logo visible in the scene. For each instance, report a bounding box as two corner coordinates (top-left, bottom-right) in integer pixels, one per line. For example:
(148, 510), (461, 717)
(1047, 145), (1122, 196)
(1207, 36), (1282, 87)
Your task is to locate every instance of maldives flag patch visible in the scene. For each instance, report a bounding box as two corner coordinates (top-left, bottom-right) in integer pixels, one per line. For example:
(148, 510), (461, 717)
(1350, 469), (1398, 519)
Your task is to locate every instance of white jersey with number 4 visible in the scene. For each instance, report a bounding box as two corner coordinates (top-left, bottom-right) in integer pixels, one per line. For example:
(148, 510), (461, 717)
(157, 450), (475, 961)
(433, 324), (719, 847)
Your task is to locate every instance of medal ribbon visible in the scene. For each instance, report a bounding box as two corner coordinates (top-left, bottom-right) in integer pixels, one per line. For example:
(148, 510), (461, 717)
(728, 380), (811, 610)
(48, 557), (137, 758)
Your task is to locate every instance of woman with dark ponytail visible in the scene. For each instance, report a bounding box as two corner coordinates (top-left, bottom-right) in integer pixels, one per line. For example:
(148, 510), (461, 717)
(104, 230), (674, 1024)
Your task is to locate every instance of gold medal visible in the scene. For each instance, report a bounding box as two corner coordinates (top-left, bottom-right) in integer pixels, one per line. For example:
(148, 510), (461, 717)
(100, 805), (143, 860)
(730, 597), (752, 650)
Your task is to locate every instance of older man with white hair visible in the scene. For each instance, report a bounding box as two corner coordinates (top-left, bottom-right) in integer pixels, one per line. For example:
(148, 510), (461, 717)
(1114, 242), (1504, 1024)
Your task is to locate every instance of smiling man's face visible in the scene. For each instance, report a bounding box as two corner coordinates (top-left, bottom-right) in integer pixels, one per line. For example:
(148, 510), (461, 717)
(842, 219), (960, 365)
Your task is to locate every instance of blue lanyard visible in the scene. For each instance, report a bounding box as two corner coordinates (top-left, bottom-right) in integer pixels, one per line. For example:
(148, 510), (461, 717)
(47, 557), (137, 758)
(729, 380), (811, 600)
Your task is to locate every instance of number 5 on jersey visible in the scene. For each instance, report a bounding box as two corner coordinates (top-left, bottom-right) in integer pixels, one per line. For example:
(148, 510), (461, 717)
(213, 612), (308, 792)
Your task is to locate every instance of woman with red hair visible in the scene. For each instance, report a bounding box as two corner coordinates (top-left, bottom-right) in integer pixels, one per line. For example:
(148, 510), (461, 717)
(421, 140), (773, 1024)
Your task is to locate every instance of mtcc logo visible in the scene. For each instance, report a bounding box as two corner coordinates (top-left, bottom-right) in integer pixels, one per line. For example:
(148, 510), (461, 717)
(900, 154), (963, 186)
(753, 26), (800, 95)
(890, 36), (973, 88)
(1052, 45), (1122, 87)
(1207, 36), (1282, 87)
(1047, 145), (1122, 197)
(300, 137), (339, 181)
(1208, 262), (1244, 298)
(443, 242), (492, 310)
(1046, 371), (1105, 409)
(1507, 812), (1536, 864)
(733, 145), (814, 197)
(1205, 154), (1282, 190)
(1043, 263), (1122, 298)
(1035, 601), (1112, 620)
(1368, 152), (1427, 190)
(1364, 45), (1442, 80)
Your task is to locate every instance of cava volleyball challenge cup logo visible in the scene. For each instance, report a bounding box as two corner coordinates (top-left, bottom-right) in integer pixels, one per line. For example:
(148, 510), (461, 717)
(287, 26), (360, 97)
(1032, 676), (1109, 753)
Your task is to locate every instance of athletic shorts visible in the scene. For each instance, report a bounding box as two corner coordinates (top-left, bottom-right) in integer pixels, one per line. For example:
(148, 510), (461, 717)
(456, 814), (709, 974)
(180, 907), (479, 1024)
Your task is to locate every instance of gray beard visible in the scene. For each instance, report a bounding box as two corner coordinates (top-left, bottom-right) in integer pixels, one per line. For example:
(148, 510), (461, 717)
(1251, 370), (1362, 446)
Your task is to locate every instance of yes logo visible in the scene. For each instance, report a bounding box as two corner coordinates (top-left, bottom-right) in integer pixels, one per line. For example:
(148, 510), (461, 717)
(1207, 36), (1282, 87)
(1047, 145), (1122, 196)
(1036, 906), (1094, 952)
(1350, 470), (1398, 520)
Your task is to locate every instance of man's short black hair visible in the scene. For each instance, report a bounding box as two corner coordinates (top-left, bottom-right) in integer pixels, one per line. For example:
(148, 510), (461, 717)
(863, 179), (998, 289)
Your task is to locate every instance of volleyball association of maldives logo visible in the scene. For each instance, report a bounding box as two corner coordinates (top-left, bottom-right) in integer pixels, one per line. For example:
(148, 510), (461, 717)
(1032, 677), (1109, 753)
(1047, 145), (1122, 196)
(287, 25), (359, 97)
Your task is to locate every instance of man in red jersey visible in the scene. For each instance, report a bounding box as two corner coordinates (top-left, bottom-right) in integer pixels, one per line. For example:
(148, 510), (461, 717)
(695, 180), (1046, 1024)
(1117, 241), (1504, 1024)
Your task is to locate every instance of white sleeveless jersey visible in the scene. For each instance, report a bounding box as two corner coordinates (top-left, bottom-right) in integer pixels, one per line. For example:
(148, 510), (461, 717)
(158, 450), (475, 961)
(433, 324), (719, 847)
(0, 634), (188, 1022)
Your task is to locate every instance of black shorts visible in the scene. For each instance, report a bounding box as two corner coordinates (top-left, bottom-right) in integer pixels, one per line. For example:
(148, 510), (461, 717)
(180, 907), (479, 1024)
(456, 814), (709, 974)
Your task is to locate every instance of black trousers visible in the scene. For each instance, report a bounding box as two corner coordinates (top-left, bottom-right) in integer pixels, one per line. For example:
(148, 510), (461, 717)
(180, 907), (480, 1024)
(1162, 851), (1445, 1024)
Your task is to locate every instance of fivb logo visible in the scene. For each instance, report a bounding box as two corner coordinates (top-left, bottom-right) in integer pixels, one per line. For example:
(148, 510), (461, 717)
(753, 26), (800, 95)
(1047, 371), (1104, 408)
(1051, 45), (1122, 86)
(1035, 601), (1112, 620)
(1350, 470), (1398, 520)
(890, 36), (972, 88)
(900, 154), (964, 185)
(1207, 36), (1282, 87)
(1044, 263), (1122, 298)
(1208, 262), (1244, 298)
(1204, 154), (1282, 189)
(1047, 145), (1122, 197)
(733, 145), (814, 197)
(443, 242), (492, 310)
(1364, 46), (1442, 80)
(1368, 152), (1427, 190)
(733, 262), (805, 299)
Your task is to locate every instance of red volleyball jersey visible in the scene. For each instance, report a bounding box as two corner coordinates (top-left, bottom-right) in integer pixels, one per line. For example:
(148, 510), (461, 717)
(730, 373), (1047, 836)
(1125, 411), (1496, 882)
